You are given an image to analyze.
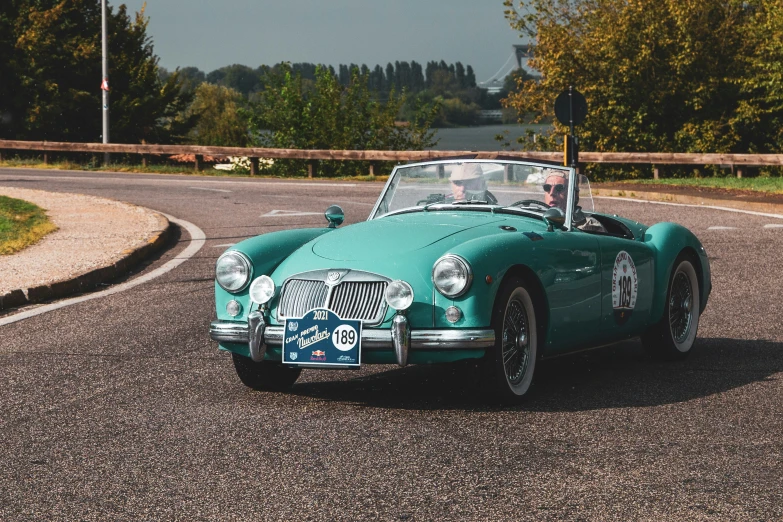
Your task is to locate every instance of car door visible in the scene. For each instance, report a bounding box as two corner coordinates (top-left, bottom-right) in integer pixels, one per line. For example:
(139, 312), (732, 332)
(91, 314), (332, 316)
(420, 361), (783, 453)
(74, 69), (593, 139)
(540, 232), (604, 355)
(591, 221), (655, 342)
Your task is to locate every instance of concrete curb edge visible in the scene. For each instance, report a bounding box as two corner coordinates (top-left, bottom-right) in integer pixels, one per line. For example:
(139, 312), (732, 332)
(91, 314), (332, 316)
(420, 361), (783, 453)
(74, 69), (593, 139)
(0, 213), (173, 311)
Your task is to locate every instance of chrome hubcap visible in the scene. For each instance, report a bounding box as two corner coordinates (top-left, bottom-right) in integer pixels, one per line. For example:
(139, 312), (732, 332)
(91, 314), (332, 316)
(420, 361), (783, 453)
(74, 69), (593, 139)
(669, 272), (693, 344)
(502, 298), (529, 385)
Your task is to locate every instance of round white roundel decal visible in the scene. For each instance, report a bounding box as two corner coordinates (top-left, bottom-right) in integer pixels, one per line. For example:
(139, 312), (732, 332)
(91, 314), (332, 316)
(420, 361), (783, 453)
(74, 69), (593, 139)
(612, 250), (638, 325)
(332, 324), (358, 351)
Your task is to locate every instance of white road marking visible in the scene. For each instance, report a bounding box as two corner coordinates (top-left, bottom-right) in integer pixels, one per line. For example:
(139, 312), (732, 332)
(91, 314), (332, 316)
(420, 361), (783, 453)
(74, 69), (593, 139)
(261, 209), (322, 217)
(707, 226), (737, 230)
(594, 196), (783, 220)
(189, 186), (231, 193)
(764, 224), (783, 229)
(0, 214), (205, 326)
(213, 243), (236, 248)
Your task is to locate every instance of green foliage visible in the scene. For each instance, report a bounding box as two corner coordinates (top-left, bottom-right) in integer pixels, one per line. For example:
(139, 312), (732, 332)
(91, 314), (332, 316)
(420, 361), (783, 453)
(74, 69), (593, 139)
(248, 65), (440, 177)
(187, 84), (250, 147)
(0, 1), (192, 143)
(502, 0), (783, 178)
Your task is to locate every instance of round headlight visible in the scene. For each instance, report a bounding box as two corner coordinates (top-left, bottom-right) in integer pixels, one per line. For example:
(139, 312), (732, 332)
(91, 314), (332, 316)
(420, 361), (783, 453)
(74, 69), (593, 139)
(249, 275), (275, 304)
(215, 251), (252, 292)
(385, 280), (414, 311)
(432, 254), (472, 298)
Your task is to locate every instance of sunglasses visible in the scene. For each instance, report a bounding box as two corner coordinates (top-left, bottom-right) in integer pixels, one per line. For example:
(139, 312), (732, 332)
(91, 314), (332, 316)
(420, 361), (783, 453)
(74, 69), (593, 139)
(543, 183), (565, 194)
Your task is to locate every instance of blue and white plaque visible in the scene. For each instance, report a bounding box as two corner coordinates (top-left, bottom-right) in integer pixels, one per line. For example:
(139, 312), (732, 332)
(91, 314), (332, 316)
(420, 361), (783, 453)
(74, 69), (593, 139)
(283, 308), (362, 367)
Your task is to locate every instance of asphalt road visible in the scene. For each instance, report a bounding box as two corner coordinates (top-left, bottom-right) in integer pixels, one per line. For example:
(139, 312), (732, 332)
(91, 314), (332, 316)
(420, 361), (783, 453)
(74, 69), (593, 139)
(1, 168), (782, 521)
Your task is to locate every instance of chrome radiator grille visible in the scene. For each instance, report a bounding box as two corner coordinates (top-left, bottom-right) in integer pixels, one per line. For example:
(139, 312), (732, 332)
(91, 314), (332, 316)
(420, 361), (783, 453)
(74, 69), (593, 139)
(279, 279), (329, 319)
(277, 271), (389, 324)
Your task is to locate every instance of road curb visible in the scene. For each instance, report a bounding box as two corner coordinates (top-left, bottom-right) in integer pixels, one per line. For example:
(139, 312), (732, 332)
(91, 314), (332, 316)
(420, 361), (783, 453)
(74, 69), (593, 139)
(593, 188), (783, 214)
(0, 213), (173, 311)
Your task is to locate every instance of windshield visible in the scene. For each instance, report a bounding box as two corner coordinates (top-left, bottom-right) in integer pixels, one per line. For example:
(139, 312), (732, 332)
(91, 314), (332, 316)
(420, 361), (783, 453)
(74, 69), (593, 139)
(371, 160), (591, 220)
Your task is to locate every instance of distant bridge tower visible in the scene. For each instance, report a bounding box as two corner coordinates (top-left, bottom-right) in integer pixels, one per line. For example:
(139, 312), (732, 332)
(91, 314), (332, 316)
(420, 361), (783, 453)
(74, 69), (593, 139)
(514, 44), (532, 69)
(480, 44), (534, 95)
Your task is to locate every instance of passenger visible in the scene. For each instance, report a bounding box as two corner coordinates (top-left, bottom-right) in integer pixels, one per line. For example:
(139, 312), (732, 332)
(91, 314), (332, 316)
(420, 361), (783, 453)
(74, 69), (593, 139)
(543, 170), (607, 233)
(543, 172), (568, 210)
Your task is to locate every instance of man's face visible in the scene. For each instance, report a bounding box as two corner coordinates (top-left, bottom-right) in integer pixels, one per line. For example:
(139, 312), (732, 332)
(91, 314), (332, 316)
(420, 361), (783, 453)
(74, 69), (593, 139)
(543, 174), (567, 209)
(450, 177), (483, 201)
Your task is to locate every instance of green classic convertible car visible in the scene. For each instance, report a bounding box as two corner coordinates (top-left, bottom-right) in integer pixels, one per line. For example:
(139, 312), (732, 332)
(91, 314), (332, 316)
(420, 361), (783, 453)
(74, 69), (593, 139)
(209, 159), (711, 402)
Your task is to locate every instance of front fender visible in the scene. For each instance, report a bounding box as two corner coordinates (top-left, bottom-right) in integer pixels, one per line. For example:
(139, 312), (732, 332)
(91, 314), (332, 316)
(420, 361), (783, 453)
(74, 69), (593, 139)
(215, 227), (334, 322)
(439, 232), (549, 328)
(644, 222), (711, 323)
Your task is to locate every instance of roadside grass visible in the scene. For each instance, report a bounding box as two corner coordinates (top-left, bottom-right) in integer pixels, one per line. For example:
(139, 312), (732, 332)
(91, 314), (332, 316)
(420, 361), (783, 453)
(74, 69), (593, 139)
(0, 195), (58, 255)
(623, 177), (783, 194)
(0, 158), (389, 182)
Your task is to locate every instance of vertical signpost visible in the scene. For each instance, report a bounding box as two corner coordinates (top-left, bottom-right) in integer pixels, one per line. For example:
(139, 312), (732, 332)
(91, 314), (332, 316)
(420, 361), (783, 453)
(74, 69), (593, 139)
(554, 86), (588, 169)
(101, 0), (110, 166)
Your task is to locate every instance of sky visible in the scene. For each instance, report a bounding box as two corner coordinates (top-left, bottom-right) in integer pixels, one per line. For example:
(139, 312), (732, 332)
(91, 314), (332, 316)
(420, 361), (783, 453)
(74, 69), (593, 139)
(119, 0), (525, 85)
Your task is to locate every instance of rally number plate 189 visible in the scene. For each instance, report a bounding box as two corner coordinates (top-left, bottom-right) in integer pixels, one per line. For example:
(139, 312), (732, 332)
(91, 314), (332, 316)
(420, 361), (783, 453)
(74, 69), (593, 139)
(282, 308), (362, 367)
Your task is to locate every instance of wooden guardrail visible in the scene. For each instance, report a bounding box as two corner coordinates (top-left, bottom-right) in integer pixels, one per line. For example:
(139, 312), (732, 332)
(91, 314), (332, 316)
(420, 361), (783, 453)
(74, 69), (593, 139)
(1, 139), (782, 177)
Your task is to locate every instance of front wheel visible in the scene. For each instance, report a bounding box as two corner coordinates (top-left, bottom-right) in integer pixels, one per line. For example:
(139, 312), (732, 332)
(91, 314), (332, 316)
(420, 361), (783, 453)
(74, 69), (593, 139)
(642, 256), (701, 360)
(231, 353), (302, 391)
(482, 277), (538, 403)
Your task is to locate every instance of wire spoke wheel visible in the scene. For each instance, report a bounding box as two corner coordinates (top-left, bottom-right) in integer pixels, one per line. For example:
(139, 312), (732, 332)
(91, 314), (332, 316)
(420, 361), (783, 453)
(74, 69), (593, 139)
(642, 255), (701, 360)
(502, 298), (530, 385)
(669, 271), (693, 344)
(485, 278), (538, 403)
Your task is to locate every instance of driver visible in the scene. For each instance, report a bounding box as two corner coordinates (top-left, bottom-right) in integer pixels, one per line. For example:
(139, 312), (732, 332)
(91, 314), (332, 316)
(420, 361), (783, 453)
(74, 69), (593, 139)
(449, 163), (487, 202)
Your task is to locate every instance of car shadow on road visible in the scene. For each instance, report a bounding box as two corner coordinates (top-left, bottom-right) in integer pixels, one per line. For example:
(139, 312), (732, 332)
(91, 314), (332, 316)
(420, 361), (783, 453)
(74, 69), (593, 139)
(287, 337), (783, 411)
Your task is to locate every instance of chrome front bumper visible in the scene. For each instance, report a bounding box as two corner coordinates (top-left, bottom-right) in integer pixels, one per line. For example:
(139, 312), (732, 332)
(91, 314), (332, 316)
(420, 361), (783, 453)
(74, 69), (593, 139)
(209, 318), (495, 366)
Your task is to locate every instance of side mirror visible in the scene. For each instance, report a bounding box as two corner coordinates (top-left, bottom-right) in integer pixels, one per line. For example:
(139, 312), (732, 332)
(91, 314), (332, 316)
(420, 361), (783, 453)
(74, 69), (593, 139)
(542, 207), (565, 232)
(325, 205), (344, 228)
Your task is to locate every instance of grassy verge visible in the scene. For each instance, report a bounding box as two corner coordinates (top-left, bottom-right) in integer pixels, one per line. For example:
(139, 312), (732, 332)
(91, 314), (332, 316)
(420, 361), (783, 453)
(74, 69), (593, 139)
(0, 158), (389, 182)
(620, 177), (783, 194)
(0, 195), (58, 255)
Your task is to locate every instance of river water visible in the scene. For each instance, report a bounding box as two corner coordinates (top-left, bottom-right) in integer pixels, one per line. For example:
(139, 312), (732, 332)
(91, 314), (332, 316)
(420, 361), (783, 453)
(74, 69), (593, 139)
(429, 124), (552, 151)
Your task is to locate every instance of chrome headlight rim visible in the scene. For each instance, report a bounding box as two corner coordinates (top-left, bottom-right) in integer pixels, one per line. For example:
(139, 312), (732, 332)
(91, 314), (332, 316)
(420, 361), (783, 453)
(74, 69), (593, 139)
(215, 251), (253, 293)
(432, 254), (473, 298)
(249, 275), (276, 305)
(384, 279), (415, 311)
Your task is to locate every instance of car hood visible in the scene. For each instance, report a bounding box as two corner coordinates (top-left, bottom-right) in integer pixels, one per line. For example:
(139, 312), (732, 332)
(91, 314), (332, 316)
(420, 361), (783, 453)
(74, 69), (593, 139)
(310, 211), (507, 261)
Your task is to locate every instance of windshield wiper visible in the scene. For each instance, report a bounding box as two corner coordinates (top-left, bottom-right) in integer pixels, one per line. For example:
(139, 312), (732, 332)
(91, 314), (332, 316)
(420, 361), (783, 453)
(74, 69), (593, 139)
(451, 200), (489, 205)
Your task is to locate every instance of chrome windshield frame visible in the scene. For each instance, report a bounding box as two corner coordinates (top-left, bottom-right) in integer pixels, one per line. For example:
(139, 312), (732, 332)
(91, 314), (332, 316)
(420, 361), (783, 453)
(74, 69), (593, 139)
(367, 158), (578, 231)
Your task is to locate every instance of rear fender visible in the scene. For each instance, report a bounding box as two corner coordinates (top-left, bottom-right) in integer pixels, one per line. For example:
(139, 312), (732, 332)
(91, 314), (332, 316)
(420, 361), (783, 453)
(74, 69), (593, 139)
(644, 222), (711, 323)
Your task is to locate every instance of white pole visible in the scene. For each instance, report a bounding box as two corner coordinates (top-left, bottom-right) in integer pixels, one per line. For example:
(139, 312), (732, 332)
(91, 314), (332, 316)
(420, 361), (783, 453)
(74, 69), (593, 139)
(101, 0), (110, 165)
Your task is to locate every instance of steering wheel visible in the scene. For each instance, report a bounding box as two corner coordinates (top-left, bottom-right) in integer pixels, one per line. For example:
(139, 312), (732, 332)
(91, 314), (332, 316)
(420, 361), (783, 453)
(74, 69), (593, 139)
(508, 199), (550, 210)
(417, 193), (446, 206)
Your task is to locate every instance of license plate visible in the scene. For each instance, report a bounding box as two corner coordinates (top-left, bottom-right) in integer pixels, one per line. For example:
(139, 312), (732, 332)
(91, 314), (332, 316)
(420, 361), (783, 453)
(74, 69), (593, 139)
(282, 308), (361, 367)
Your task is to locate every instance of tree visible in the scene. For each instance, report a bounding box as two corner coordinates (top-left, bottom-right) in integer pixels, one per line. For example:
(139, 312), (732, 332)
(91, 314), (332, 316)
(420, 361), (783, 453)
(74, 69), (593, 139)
(177, 67), (206, 93)
(206, 64), (261, 96)
(187, 84), (250, 147)
(501, 0), (781, 169)
(248, 65), (439, 177)
(735, 0), (783, 155)
(0, 1), (192, 143)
